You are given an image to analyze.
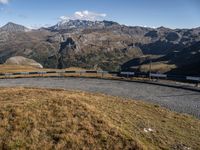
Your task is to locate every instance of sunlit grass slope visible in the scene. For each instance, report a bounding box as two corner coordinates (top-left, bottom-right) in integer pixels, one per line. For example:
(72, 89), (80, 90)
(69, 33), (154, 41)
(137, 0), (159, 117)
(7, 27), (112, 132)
(0, 88), (199, 149)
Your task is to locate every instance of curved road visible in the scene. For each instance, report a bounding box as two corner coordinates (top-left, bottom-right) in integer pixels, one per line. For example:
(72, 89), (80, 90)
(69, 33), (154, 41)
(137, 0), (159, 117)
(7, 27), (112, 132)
(0, 77), (199, 118)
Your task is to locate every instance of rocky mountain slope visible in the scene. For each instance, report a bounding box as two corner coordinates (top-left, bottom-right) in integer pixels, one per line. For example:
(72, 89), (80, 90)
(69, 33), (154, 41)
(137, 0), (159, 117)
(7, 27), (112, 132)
(0, 22), (30, 32)
(0, 20), (200, 74)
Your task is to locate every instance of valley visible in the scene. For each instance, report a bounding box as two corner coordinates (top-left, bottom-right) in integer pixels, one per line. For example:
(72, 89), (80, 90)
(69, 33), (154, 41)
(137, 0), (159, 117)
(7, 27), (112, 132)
(0, 21), (200, 75)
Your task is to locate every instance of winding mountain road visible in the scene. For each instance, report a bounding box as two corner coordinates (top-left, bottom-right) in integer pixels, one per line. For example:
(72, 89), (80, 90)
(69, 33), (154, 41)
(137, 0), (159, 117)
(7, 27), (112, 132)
(0, 77), (199, 118)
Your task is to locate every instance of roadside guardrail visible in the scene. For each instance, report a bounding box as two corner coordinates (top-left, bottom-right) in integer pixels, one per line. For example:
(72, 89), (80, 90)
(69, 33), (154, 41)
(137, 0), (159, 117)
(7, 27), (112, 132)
(150, 73), (167, 78)
(186, 76), (200, 82)
(0, 70), (199, 86)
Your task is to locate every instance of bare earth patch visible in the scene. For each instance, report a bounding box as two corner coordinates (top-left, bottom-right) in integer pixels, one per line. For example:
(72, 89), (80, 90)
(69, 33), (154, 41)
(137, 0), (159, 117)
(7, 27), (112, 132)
(0, 88), (199, 150)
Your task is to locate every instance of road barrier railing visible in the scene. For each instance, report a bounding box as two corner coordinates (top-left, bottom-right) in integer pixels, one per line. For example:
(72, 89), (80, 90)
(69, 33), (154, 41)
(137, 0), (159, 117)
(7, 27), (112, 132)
(0, 70), (199, 86)
(150, 73), (167, 78)
(186, 76), (200, 82)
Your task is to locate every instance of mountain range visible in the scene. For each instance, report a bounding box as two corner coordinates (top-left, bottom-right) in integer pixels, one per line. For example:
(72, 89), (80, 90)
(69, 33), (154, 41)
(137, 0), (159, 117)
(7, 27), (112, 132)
(0, 20), (200, 75)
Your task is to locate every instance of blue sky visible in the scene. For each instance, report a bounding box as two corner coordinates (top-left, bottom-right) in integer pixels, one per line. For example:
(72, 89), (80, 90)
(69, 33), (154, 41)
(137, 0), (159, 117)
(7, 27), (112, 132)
(0, 0), (200, 29)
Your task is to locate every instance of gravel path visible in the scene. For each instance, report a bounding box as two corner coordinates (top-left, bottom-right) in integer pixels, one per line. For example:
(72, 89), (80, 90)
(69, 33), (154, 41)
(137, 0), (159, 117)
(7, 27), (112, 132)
(0, 77), (199, 118)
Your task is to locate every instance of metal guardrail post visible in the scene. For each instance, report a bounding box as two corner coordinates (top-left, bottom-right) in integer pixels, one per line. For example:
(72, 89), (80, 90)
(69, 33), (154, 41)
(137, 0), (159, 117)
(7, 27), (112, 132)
(149, 73), (151, 80)
(97, 71), (108, 78)
(5, 73), (12, 79)
(196, 82), (200, 87)
(58, 71), (64, 78)
(149, 59), (152, 80)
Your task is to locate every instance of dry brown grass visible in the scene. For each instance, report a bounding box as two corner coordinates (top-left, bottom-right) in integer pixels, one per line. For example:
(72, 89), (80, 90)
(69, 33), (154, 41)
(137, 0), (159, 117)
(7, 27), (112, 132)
(0, 65), (113, 79)
(0, 65), (42, 73)
(139, 62), (176, 73)
(0, 88), (199, 150)
(0, 65), (86, 73)
(0, 65), (62, 74)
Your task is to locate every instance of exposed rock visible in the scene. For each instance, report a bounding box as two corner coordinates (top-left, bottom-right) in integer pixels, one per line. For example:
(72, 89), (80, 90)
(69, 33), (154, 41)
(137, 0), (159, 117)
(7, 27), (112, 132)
(145, 30), (158, 38)
(57, 37), (77, 69)
(5, 56), (43, 68)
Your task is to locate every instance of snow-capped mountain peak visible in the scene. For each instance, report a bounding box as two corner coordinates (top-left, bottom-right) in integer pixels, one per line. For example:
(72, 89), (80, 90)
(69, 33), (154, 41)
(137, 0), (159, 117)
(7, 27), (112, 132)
(50, 19), (119, 31)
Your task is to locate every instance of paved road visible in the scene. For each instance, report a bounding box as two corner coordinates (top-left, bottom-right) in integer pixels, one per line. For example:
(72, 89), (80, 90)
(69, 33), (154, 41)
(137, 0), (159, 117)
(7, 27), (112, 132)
(0, 77), (199, 118)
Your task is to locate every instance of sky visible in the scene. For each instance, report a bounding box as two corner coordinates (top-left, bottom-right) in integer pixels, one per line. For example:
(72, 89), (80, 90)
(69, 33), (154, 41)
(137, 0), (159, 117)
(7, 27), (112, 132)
(0, 0), (200, 29)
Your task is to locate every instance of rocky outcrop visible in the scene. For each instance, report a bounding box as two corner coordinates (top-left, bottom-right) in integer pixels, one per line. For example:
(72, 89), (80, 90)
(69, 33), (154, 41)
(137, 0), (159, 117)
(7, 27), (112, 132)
(5, 56), (43, 68)
(57, 37), (77, 69)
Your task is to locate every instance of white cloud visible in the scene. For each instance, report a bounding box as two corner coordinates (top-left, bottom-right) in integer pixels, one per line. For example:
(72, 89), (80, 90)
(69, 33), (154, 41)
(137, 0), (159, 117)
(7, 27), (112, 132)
(28, 24), (52, 29)
(0, 0), (9, 4)
(59, 10), (107, 21)
(59, 16), (69, 21)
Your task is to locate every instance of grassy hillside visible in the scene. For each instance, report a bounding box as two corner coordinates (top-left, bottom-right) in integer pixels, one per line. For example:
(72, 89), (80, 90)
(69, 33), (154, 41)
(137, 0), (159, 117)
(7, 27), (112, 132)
(0, 88), (199, 149)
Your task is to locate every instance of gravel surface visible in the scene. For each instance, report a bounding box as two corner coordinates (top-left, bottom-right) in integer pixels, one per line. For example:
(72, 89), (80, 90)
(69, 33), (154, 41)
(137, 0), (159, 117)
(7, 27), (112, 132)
(0, 77), (200, 118)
